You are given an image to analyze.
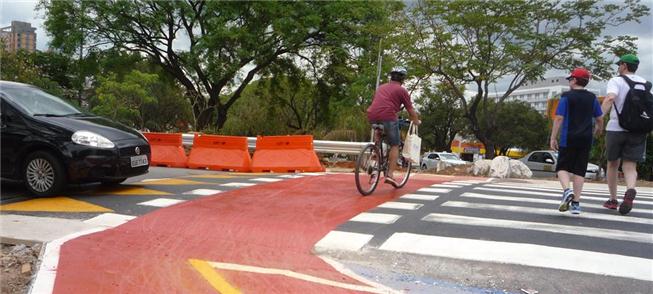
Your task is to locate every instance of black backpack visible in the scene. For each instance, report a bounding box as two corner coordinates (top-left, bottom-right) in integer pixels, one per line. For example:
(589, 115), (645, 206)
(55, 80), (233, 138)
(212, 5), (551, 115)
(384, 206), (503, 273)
(613, 75), (653, 133)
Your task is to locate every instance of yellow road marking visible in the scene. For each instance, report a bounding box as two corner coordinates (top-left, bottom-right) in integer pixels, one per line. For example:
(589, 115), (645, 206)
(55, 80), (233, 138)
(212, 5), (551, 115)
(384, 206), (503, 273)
(188, 259), (241, 294)
(135, 179), (212, 185)
(227, 172), (271, 176)
(193, 259), (386, 293)
(98, 186), (171, 195)
(0, 197), (112, 212)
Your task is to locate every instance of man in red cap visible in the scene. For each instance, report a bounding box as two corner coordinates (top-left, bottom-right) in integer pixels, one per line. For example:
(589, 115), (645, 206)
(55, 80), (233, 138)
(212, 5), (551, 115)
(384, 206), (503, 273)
(550, 67), (603, 214)
(600, 54), (649, 215)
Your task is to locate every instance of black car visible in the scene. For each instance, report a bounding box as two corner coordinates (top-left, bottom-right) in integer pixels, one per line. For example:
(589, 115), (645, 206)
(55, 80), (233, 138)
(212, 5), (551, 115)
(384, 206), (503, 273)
(1, 81), (150, 196)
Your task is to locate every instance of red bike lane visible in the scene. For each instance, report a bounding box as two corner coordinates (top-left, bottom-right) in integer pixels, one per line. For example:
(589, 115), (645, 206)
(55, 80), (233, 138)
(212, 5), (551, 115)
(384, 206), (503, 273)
(53, 174), (459, 293)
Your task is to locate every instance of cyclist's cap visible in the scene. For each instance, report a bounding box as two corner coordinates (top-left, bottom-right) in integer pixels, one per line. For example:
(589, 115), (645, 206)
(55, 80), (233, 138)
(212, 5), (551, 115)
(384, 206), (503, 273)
(616, 54), (639, 65)
(566, 67), (591, 81)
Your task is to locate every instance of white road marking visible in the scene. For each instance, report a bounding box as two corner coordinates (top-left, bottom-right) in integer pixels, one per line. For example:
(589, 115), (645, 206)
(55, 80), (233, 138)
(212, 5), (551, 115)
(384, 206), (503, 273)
(417, 188), (451, 194)
(137, 198), (185, 207)
(315, 231), (374, 251)
(250, 178), (283, 182)
(430, 184), (463, 188)
(400, 194), (439, 201)
(83, 213), (136, 228)
(301, 172), (326, 176)
(379, 233), (653, 281)
(422, 213), (652, 244)
(484, 184), (653, 200)
(474, 187), (653, 206)
(461, 192), (653, 215)
(182, 189), (223, 196)
(378, 202), (423, 210)
(447, 181), (474, 186)
(221, 182), (257, 187)
(442, 201), (653, 225)
(350, 213), (401, 224)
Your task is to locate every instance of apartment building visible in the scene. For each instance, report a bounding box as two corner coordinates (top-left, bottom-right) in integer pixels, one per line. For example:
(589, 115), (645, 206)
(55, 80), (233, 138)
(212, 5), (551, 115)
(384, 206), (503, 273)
(486, 77), (600, 114)
(0, 21), (37, 53)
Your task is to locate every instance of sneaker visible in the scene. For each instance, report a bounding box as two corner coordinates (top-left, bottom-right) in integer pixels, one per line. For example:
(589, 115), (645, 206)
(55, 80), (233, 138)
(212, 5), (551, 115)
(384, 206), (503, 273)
(570, 202), (581, 214)
(558, 188), (574, 212)
(384, 177), (398, 187)
(603, 199), (618, 210)
(619, 189), (637, 215)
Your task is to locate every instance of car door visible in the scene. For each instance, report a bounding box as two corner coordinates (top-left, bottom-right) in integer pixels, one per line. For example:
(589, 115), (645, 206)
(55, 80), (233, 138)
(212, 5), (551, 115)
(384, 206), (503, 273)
(526, 152), (545, 171)
(542, 152), (556, 172)
(1, 99), (30, 178)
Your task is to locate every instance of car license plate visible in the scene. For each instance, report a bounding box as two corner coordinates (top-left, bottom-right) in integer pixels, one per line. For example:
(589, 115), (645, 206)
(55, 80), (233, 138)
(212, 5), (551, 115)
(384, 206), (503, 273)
(130, 155), (148, 167)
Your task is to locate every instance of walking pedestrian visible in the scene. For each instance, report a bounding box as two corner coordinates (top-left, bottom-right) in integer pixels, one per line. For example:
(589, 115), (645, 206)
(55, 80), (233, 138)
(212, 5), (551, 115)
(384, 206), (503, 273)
(550, 68), (603, 214)
(600, 54), (651, 215)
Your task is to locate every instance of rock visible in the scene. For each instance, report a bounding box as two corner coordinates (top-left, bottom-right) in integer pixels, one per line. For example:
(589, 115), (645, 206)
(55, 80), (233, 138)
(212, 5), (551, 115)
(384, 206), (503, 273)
(20, 263), (31, 274)
(509, 159), (533, 178)
(470, 160), (492, 176)
(489, 156), (511, 178)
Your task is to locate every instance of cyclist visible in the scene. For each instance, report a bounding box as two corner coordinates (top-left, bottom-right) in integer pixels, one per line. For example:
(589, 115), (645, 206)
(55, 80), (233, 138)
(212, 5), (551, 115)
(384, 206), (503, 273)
(367, 66), (420, 186)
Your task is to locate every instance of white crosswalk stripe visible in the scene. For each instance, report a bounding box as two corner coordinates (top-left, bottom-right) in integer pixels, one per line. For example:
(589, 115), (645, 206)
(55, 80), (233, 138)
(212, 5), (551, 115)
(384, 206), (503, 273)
(422, 213), (652, 244)
(442, 201), (653, 225)
(461, 192), (653, 215)
(484, 183), (653, 199)
(328, 180), (653, 282)
(379, 233), (652, 282)
(474, 187), (653, 205)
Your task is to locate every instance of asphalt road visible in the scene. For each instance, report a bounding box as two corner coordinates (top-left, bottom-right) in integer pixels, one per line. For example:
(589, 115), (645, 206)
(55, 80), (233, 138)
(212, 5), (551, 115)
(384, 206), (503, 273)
(1, 168), (651, 293)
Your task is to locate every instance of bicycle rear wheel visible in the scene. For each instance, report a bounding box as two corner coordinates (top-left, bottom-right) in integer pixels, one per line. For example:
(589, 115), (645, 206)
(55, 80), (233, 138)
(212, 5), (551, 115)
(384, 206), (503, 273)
(355, 144), (381, 196)
(394, 146), (412, 188)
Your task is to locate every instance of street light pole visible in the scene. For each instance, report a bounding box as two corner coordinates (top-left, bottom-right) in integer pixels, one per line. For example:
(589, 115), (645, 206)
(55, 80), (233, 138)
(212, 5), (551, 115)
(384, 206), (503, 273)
(375, 39), (383, 89)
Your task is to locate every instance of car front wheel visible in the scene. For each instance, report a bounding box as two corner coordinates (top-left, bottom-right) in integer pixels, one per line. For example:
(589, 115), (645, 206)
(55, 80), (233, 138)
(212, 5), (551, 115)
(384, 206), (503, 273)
(23, 151), (66, 196)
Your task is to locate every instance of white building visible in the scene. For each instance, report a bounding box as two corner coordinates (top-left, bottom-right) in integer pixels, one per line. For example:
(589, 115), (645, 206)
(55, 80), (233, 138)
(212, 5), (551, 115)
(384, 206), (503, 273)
(486, 76), (600, 114)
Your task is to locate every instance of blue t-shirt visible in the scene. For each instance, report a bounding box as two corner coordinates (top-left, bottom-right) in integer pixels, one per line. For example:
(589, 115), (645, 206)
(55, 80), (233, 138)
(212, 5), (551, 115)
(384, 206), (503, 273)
(555, 89), (602, 148)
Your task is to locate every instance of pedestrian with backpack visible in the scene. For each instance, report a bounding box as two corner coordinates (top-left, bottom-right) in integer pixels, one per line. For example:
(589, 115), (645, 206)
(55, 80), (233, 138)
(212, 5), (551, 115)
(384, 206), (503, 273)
(550, 68), (604, 215)
(600, 54), (653, 215)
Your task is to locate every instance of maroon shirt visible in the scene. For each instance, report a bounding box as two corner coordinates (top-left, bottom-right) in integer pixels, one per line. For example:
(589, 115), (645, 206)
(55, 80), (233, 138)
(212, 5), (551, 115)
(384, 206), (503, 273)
(367, 81), (414, 121)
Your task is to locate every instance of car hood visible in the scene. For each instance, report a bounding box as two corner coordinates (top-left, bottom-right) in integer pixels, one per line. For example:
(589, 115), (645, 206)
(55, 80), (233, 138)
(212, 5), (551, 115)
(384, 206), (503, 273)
(35, 115), (143, 141)
(587, 163), (599, 170)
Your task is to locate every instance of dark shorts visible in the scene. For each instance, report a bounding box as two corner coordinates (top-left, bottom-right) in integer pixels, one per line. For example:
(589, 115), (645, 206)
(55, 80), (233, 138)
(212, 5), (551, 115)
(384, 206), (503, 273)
(606, 131), (648, 162)
(371, 120), (400, 146)
(556, 146), (591, 177)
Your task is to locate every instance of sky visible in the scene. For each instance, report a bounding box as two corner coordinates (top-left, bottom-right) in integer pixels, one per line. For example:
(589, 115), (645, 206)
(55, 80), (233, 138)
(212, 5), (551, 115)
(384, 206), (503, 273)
(1, 0), (651, 95)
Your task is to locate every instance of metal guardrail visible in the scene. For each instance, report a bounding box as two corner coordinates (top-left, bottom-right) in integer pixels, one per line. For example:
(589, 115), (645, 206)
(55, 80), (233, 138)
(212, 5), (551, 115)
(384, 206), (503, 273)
(181, 133), (368, 154)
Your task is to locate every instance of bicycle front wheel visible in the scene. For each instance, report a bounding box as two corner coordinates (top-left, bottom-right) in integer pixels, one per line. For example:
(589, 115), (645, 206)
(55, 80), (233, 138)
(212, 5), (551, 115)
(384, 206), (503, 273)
(394, 146), (412, 188)
(355, 144), (381, 196)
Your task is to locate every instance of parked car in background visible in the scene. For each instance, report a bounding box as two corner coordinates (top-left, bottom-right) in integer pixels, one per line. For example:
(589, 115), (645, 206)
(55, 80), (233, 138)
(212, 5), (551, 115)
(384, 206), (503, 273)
(420, 152), (468, 171)
(0, 81), (151, 196)
(519, 150), (603, 180)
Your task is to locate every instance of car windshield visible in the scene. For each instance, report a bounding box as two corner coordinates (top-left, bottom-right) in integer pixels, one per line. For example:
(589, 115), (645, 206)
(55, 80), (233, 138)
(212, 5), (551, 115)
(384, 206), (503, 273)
(440, 154), (460, 160)
(2, 85), (82, 116)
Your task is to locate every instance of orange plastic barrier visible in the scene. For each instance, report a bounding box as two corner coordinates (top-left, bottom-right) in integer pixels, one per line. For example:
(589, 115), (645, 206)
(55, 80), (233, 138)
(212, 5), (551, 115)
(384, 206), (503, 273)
(251, 135), (325, 173)
(187, 134), (252, 172)
(143, 133), (188, 168)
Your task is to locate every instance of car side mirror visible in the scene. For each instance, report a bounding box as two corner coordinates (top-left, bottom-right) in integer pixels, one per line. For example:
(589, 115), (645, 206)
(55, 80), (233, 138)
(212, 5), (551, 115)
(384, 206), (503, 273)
(545, 158), (554, 164)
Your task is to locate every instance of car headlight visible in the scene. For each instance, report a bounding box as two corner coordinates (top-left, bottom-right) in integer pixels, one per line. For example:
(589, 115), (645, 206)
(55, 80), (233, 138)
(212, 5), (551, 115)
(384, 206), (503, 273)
(72, 131), (115, 148)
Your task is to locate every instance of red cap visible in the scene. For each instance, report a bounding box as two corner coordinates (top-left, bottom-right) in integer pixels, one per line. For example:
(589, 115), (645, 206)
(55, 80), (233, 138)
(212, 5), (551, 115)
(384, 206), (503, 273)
(567, 68), (591, 80)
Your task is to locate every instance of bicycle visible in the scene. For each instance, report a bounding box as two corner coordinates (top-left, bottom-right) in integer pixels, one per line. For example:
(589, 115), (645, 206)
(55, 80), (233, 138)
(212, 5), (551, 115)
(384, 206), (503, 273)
(355, 119), (413, 196)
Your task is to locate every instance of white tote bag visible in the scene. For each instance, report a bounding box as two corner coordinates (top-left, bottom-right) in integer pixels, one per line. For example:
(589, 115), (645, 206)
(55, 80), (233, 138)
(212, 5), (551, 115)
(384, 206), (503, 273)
(402, 122), (421, 163)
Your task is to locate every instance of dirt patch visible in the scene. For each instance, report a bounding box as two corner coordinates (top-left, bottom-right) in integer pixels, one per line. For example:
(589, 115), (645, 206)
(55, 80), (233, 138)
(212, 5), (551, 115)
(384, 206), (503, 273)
(1, 243), (41, 294)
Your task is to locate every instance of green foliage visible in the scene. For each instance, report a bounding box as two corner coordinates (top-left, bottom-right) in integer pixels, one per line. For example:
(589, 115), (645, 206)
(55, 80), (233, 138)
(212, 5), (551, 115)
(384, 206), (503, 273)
(0, 49), (72, 100)
(41, 0), (403, 131)
(93, 71), (157, 128)
(638, 135), (653, 181)
(416, 83), (465, 152)
(487, 101), (549, 154)
(401, 0), (649, 158)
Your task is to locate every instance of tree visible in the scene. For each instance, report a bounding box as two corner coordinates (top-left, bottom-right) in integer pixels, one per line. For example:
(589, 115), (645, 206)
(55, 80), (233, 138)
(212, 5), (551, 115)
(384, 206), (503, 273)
(402, 0), (649, 158)
(416, 83), (465, 152)
(485, 101), (549, 155)
(41, 1), (402, 131)
(93, 70), (158, 129)
(0, 49), (69, 99)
